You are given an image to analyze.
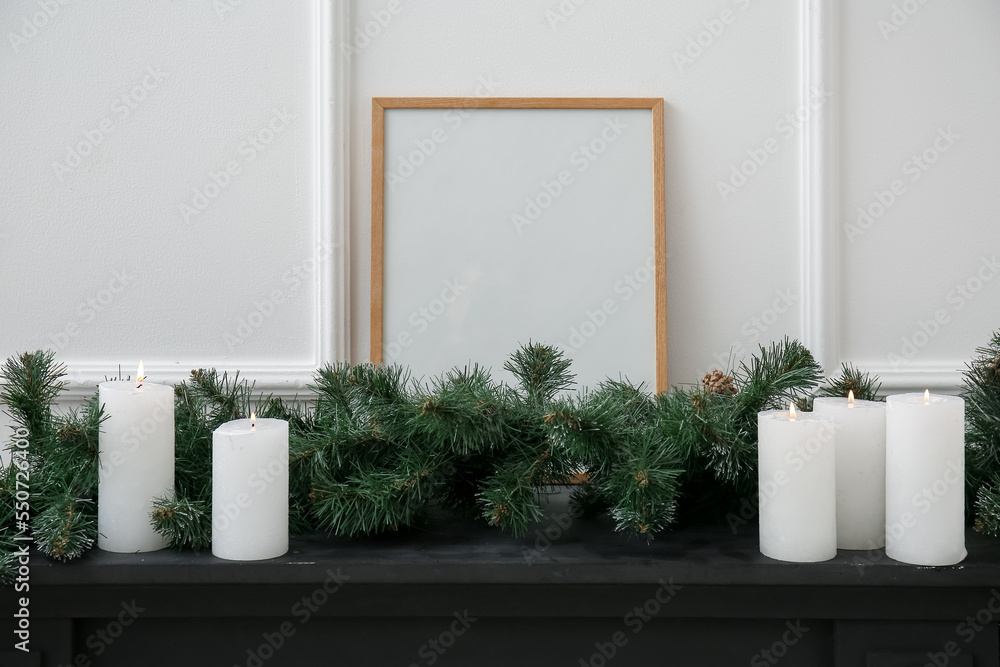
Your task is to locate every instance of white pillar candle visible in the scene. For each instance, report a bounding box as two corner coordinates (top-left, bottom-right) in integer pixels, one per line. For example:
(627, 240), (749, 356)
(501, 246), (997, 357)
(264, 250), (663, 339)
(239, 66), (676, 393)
(885, 391), (965, 566)
(98, 362), (175, 553)
(758, 404), (836, 562)
(813, 393), (886, 550)
(212, 415), (288, 561)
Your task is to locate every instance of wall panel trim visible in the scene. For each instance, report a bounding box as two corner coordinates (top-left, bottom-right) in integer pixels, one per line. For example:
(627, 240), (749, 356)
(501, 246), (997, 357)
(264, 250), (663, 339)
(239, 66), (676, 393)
(59, 0), (350, 402)
(799, 0), (840, 377)
(800, 0), (962, 393)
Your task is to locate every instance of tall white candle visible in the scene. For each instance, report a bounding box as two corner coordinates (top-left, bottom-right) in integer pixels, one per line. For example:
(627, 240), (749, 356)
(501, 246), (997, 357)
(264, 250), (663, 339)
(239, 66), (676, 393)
(98, 362), (175, 553)
(212, 415), (288, 561)
(885, 391), (965, 566)
(758, 404), (836, 562)
(813, 393), (886, 550)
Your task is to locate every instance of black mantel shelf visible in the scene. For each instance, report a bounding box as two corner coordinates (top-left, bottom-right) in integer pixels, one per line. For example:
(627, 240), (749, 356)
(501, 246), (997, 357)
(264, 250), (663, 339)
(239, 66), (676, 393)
(28, 521), (1000, 589)
(8, 501), (1000, 667)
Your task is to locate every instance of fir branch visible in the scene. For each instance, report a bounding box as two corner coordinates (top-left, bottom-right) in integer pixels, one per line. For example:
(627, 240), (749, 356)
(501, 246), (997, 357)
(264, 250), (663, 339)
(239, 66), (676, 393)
(411, 364), (508, 456)
(963, 329), (1000, 521)
(817, 363), (882, 401)
(28, 396), (103, 560)
(151, 497), (212, 551)
(974, 477), (1000, 537)
(151, 369), (296, 549)
(0, 464), (19, 583)
(303, 362), (441, 536)
(649, 388), (743, 525)
(701, 338), (823, 494)
(735, 337), (824, 411)
(542, 391), (622, 472)
(650, 388), (705, 468)
(32, 495), (96, 561)
(504, 342), (574, 407)
(185, 369), (255, 425)
(171, 382), (215, 506)
(477, 468), (547, 537)
(0, 350), (66, 449)
(310, 468), (433, 536)
(474, 418), (572, 535)
(311, 362), (358, 421)
(460, 344), (580, 536)
(605, 474), (677, 540)
(45, 396), (103, 496)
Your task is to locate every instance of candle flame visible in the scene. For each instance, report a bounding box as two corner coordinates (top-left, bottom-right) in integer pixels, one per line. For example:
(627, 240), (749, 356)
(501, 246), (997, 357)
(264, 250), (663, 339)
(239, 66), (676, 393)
(848, 390), (855, 406)
(136, 360), (146, 389)
(924, 389), (930, 404)
(251, 412), (256, 431)
(789, 401), (796, 421)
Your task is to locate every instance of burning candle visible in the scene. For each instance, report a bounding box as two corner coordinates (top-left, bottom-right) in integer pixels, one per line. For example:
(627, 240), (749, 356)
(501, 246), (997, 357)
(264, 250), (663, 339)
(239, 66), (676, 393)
(885, 390), (965, 566)
(98, 361), (175, 553)
(813, 391), (887, 550)
(212, 414), (289, 561)
(757, 402), (836, 562)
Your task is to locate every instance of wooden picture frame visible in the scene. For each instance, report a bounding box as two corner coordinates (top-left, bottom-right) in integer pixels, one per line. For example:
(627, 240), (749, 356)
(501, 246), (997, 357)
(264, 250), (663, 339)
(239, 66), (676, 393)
(372, 97), (667, 392)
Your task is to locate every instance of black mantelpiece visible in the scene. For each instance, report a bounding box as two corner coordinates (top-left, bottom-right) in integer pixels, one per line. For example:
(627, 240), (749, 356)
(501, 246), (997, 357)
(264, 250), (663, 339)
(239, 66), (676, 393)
(4, 495), (999, 667)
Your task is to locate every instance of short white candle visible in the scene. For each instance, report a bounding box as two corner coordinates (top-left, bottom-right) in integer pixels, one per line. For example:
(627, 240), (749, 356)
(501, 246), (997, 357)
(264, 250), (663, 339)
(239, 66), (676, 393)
(885, 391), (965, 566)
(98, 362), (175, 553)
(212, 415), (289, 561)
(758, 403), (836, 562)
(813, 393), (886, 550)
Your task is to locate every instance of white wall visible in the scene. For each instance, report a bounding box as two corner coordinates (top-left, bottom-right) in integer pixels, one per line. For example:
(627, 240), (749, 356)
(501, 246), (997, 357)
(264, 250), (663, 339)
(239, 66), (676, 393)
(0, 0), (346, 400)
(838, 0), (1000, 390)
(1, 0), (997, 400)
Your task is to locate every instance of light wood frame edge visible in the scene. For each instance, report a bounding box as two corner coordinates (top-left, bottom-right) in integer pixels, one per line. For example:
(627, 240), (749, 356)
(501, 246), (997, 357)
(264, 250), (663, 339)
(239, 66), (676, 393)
(371, 98), (386, 363)
(652, 99), (667, 393)
(370, 97), (668, 392)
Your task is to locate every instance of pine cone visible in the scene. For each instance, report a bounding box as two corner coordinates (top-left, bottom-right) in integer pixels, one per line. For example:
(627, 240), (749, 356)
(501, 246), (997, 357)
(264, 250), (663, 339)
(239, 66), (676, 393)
(989, 356), (1000, 383)
(702, 369), (737, 395)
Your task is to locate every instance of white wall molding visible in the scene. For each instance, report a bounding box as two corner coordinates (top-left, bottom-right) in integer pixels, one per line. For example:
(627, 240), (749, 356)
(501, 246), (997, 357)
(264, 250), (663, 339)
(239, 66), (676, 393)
(800, 0), (963, 393)
(799, 0), (840, 377)
(860, 364), (966, 394)
(325, 0), (352, 367)
(59, 362), (322, 403)
(57, 0), (351, 403)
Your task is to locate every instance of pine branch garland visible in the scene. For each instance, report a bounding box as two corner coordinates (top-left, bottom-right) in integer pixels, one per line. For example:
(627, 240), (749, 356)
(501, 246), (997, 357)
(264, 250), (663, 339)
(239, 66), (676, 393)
(8, 330), (997, 573)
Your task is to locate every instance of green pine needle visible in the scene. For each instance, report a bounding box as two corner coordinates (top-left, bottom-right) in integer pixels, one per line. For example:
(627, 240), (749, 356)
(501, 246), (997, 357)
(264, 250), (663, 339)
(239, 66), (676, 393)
(1, 350), (66, 450)
(974, 477), (1000, 537)
(817, 363), (882, 401)
(504, 341), (575, 408)
(963, 329), (1000, 523)
(151, 497), (212, 551)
